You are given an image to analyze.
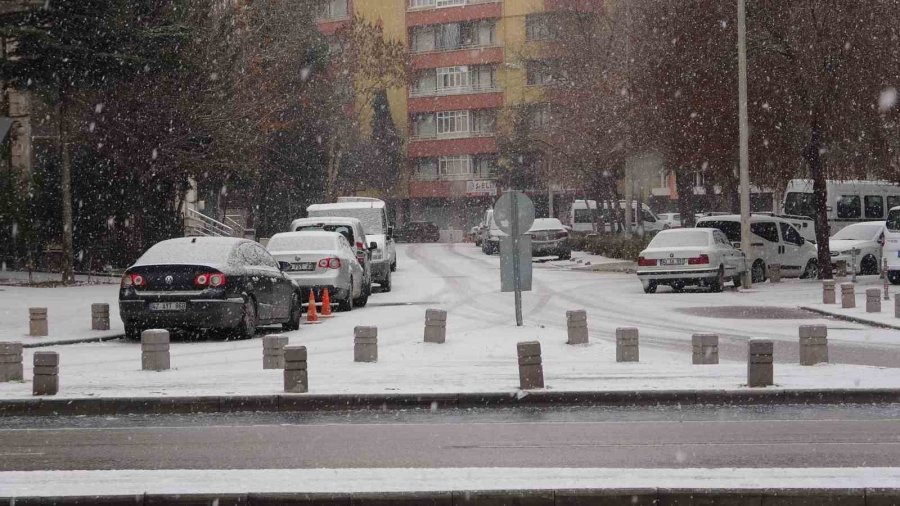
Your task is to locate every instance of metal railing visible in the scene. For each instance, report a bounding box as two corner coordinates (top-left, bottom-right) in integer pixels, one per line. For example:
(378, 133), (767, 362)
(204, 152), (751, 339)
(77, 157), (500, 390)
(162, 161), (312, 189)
(409, 83), (501, 97)
(408, 0), (499, 11)
(184, 208), (237, 238)
(409, 130), (496, 141)
(409, 41), (499, 55)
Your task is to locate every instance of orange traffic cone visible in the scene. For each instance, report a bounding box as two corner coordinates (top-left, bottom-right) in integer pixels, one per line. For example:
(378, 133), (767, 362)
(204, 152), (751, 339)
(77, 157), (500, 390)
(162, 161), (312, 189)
(320, 288), (334, 318)
(305, 290), (321, 325)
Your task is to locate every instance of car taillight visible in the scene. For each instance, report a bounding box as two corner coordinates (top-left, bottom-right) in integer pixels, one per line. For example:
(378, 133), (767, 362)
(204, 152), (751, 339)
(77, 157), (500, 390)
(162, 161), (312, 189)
(555, 231), (569, 239)
(195, 272), (226, 287)
(318, 258), (342, 269)
(356, 241), (365, 250)
(638, 257), (657, 267)
(124, 273), (145, 288)
(688, 254), (710, 265)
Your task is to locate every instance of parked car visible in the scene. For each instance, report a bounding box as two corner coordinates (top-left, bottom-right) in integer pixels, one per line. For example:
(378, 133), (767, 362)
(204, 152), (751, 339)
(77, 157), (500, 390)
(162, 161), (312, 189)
(119, 237), (302, 340)
(657, 212), (682, 229)
(289, 217), (373, 298)
(395, 221), (440, 243)
(307, 199), (396, 291)
(637, 228), (746, 293)
(477, 209), (494, 249)
(885, 206), (900, 284)
(696, 214), (818, 282)
(829, 221), (885, 275)
(528, 218), (571, 260)
(482, 210), (502, 255)
(266, 231), (367, 311)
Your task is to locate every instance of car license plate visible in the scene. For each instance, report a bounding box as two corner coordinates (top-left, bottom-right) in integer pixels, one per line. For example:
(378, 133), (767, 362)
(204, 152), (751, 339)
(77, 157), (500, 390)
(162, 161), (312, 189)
(149, 302), (186, 311)
(291, 262), (316, 272)
(659, 258), (685, 266)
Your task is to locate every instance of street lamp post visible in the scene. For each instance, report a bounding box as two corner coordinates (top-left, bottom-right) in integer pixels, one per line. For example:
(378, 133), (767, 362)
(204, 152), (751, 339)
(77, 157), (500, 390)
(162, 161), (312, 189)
(738, 0), (752, 288)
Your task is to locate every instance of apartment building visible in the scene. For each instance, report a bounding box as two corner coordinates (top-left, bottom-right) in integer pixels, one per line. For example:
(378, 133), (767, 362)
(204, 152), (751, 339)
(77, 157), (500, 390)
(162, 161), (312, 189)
(316, 0), (570, 229)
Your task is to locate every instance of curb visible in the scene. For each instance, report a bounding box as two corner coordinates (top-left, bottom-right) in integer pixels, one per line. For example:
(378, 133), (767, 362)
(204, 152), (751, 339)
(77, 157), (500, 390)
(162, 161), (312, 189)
(18, 334), (125, 349)
(3, 388), (900, 417)
(799, 306), (900, 330)
(2, 488), (898, 505)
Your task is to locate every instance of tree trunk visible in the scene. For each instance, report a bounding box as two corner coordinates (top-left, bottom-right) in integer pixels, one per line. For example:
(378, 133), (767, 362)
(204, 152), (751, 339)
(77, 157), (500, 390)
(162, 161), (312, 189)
(802, 120), (833, 280)
(675, 169), (696, 227)
(58, 95), (74, 285)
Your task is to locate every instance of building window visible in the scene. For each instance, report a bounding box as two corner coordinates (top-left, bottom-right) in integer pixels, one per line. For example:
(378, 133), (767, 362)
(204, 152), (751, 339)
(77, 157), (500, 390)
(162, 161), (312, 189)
(439, 155), (473, 179)
(412, 113), (437, 138)
(318, 0), (349, 20)
(437, 110), (470, 136)
(414, 158), (439, 180)
(474, 155), (497, 179)
(526, 14), (555, 41)
(409, 0), (435, 8)
(526, 60), (554, 86)
(472, 109), (496, 135)
(469, 65), (497, 90)
(413, 65), (497, 96)
(413, 70), (438, 95)
(437, 0), (465, 6)
(410, 25), (436, 53)
(530, 104), (552, 130)
(410, 20), (496, 53)
(437, 66), (470, 89)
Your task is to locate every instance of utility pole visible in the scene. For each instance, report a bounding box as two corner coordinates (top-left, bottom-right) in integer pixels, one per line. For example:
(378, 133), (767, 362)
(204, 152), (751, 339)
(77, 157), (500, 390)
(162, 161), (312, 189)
(737, 0), (752, 288)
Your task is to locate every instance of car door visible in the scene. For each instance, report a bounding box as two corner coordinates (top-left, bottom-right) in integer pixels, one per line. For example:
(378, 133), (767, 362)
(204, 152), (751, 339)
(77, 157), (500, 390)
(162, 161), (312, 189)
(750, 221), (781, 269)
(256, 244), (292, 321)
(779, 222), (806, 275)
(238, 243), (274, 322)
(713, 230), (737, 274)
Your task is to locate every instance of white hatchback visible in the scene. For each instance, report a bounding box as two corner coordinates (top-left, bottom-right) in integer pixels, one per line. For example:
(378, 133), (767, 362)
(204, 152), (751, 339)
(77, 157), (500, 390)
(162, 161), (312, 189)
(637, 228), (746, 293)
(829, 221), (885, 275)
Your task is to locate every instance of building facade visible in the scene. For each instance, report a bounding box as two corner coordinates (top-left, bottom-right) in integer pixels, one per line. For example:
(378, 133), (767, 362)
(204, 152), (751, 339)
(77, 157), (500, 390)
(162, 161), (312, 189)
(317, 0), (569, 230)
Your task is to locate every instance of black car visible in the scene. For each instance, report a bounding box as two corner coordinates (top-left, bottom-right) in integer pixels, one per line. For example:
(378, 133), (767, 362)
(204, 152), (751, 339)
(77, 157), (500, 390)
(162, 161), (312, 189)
(395, 221), (440, 243)
(119, 237), (302, 340)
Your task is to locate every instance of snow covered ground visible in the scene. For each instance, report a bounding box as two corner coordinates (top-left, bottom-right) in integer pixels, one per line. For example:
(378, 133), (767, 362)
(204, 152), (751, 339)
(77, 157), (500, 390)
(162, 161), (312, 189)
(1, 467), (898, 496)
(0, 244), (897, 400)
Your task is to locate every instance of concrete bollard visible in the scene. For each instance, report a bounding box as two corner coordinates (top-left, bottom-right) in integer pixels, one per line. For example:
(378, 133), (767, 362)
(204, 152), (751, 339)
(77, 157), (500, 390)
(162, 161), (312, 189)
(29, 307), (48, 337)
(565, 310), (589, 345)
(0, 342), (24, 382)
(517, 341), (544, 390)
(691, 333), (719, 365)
(822, 280), (836, 304)
(615, 327), (639, 362)
(768, 264), (782, 283)
(799, 325), (828, 366)
(91, 303), (110, 331)
(896, 296), (900, 319)
(32, 351), (59, 396)
(424, 309), (447, 344)
(354, 326), (378, 363)
(840, 283), (856, 309)
(866, 288), (882, 313)
(283, 345), (308, 393)
(263, 334), (289, 369)
(747, 339), (774, 387)
(141, 329), (171, 371)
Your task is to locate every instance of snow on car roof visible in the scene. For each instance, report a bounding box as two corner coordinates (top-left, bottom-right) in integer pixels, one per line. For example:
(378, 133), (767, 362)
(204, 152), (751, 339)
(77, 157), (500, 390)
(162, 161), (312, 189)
(307, 201), (385, 211)
(530, 218), (565, 231)
(291, 216), (363, 227)
(267, 231), (342, 252)
(133, 237), (245, 266)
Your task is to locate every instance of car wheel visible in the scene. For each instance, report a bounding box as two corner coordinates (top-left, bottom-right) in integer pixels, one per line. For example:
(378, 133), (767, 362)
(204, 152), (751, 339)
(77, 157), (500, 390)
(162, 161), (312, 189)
(642, 280), (657, 294)
(860, 255), (879, 276)
(353, 290), (369, 308)
(282, 293), (301, 331)
(751, 260), (767, 283)
(380, 270), (392, 293)
(559, 251), (572, 260)
(339, 279), (354, 312)
(800, 259), (818, 279)
(235, 299), (257, 340)
(391, 260), (397, 272)
(889, 271), (900, 285)
(709, 267), (725, 293)
(733, 274), (743, 288)
(124, 321), (143, 341)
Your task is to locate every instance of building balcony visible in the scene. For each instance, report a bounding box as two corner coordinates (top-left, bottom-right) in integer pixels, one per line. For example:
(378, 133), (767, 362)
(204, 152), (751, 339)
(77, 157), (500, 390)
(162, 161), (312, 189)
(316, 17), (351, 36)
(409, 83), (501, 98)
(408, 134), (498, 158)
(409, 178), (498, 198)
(408, 90), (503, 113)
(407, 1), (502, 26)
(411, 46), (504, 70)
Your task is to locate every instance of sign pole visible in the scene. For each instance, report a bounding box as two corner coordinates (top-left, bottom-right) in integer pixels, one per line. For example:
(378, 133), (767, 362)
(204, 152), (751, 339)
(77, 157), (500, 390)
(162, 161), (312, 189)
(511, 191), (523, 326)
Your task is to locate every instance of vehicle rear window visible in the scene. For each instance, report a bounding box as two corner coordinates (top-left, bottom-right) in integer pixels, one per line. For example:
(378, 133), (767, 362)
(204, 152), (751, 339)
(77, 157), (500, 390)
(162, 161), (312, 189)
(295, 224), (355, 244)
(751, 222), (779, 243)
(267, 235), (337, 252)
(837, 195), (861, 219)
(648, 230), (710, 248)
(887, 196), (900, 210)
(134, 240), (235, 266)
(784, 192), (815, 218)
(696, 220), (741, 242)
(865, 195), (884, 219)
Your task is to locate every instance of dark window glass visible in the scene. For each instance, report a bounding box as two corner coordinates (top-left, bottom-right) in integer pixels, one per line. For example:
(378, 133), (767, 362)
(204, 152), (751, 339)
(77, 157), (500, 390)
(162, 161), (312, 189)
(779, 223), (803, 246)
(887, 196), (900, 211)
(865, 195), (885, 219)
(750, 222), (779, 243)
(887, 209), (900, 232)
(837, 195), (861, 219)
(784, 192), (815, 218)
(696, 220), (741, 242)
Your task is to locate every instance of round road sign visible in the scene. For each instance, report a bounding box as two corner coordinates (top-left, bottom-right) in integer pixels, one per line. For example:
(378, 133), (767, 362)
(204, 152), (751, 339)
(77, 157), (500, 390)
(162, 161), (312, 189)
(493, 191), (535, 235)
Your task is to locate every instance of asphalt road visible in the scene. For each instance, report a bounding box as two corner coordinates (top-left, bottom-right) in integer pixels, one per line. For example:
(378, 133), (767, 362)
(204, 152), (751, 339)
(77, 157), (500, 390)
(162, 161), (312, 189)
(2, 404), (899, 471)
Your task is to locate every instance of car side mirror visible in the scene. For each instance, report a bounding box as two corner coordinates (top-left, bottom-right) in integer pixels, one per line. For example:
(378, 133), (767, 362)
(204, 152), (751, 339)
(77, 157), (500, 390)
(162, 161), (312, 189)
(278, 261), (291, 271)
(369, 241), (378, 250)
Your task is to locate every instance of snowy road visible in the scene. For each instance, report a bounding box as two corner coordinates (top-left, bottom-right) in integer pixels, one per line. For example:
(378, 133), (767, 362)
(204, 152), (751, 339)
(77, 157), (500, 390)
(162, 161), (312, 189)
(2, 403), (900, 470)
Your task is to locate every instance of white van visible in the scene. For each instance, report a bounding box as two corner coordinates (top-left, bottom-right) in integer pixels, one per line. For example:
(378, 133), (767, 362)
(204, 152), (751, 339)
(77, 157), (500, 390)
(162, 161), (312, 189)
(884, 206), (900, 284)
(696, 214), (819, 282)
(568, 200), (664, 234)
(783, 179), (900, 233)
(306, 200), (396, 292)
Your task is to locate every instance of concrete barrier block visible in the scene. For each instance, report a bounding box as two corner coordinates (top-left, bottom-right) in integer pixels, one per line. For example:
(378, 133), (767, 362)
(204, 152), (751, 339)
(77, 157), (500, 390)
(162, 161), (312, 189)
(141, 330), (171, 372)
(354, 328), (378, 362)
(141, 329), (171, 345)
(517, 341), (542, 357)
(33, 351), (59, 366)
(747, 339), (774, 387)
(566, 310), (589, 345)
(692, 333), (719, 365)
(32, 351), (58, 396)
(0, 342), (24, 382)
(29, 307), (48, 337)
(425, 309), (448, 322)
(263, 334), (290, 369)
(283, 345), (308, 393)
(840, 283), (855, 309)
(424, 310), (447, 344)
(768, 263), (782, 283)
(91, 303), (110, 331)
(142, 352), (170, 372)
(354, 326), (378, 339)
(822, 280), (836, 304)
(616, 327), (639, 362)
(517, 341), (544, 390)
(866, 288), (882, 313)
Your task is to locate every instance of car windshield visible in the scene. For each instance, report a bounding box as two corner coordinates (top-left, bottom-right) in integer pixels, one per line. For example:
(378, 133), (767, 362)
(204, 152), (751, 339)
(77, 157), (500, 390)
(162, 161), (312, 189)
(648, 230), (710, 248)
(133, 239), (235, 266)
(308, 208), (384, 236)
(295, 224), (355, 244)
(267, 234), (337, 252)
(832, 223), (883, 241)
(784, 192), (816, 218)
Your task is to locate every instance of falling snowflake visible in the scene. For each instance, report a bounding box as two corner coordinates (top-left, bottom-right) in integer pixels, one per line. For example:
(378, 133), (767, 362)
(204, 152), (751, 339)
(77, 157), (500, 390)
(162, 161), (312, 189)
(878, 87), (897, 113)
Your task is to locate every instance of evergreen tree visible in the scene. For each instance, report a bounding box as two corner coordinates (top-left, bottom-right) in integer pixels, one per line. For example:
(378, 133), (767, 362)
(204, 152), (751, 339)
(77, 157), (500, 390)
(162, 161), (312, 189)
(368, 90), (403, 195)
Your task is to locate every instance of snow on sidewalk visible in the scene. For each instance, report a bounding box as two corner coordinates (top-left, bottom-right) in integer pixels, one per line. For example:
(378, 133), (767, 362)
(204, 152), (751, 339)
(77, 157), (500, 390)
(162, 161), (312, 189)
(1, 467), (899, 496)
